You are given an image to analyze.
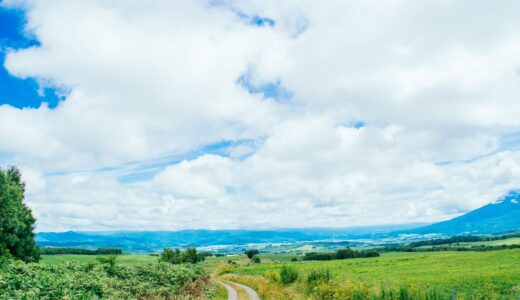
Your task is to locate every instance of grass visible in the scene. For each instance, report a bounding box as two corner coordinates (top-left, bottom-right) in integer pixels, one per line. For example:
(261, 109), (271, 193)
(225, 249), (520, 298)
(416, 237), (520, 249)
(41, 254), (158, 265)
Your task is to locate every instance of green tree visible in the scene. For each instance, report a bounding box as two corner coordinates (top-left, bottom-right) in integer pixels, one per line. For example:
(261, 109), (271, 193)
(245, 249), (259, 259)
(0, 166), (39, 262)
(160, 247), (200, 264)
(182, 247), (199, 264)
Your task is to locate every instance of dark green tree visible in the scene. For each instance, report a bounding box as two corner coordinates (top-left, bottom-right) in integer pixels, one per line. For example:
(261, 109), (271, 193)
(245, 249), (259, 259)
(182, 247), (199, 264)
(0, 166), (39, 262)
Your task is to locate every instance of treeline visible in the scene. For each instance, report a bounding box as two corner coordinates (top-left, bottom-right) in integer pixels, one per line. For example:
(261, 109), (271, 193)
(303, 248), (380, 261)
(384, 244), (520, 253)
(407, 232), (520, 248)
(39, 247), (123, 255)
(159, 248), (211, 264)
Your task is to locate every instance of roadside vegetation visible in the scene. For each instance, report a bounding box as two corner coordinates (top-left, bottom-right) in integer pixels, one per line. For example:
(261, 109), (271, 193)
(0, 167), (218, 299)
(213, 249), (520, 299)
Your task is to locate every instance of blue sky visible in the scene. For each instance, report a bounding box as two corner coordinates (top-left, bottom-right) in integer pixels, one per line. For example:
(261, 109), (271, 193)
(0, 6), (61, 109)
(2, 0), (520, 232)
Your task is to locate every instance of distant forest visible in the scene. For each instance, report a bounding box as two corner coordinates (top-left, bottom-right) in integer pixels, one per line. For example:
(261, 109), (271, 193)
(39, 247), (123, 255)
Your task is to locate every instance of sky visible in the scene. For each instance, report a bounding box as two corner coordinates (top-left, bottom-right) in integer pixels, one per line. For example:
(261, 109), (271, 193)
(1, 0), (520, 232)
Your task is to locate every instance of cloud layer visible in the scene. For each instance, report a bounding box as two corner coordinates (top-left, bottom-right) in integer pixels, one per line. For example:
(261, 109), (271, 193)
(2, 0), (520, 231)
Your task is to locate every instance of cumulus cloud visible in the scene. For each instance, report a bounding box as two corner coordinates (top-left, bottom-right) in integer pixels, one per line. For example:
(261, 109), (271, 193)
(1, 0), (520, 231)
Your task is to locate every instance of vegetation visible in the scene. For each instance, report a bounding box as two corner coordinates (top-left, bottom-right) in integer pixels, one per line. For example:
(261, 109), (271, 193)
(160, 247), (203, 264)
(40, 247), (123, 255)
(0, 166), (39, 262)
(225, 250), (520, 299)
(0, 258), (213, 299)
(303, 247), (380, 261)
(245, 249), (260, 259)
(279, 265), (299, 285)
(40, 254), (158, 265)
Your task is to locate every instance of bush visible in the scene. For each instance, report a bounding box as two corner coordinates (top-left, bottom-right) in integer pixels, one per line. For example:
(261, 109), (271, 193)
(252, 255), (261, 263)
(0, 259), (209, 299)
(279, 265), (299, 285)
(307, 269), (331, 284)
(291, 257), (298, 262)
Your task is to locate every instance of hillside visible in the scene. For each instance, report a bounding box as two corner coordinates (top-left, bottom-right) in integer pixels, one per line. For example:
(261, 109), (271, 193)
(409, 191), (520, 235)
(36, 224), (422, 253)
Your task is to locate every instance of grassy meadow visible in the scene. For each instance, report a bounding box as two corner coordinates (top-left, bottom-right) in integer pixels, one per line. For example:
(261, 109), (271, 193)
(40, 253), (158, 265)
(16, 249), (520, 299)
(214, 249), (520, 299)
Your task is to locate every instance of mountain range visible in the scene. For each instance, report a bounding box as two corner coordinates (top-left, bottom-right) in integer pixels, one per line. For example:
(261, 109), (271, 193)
(408, 191), (520, 235)
(36, 191), (520, 253)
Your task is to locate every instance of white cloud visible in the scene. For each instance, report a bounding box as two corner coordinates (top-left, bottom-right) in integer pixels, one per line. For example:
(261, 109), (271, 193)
(2, 0), (520, 231)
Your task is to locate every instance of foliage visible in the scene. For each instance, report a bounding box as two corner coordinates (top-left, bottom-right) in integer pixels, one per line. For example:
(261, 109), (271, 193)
(0, 258), (211, 299)
(252, 255), (261, 263)
(160, 247), (201, 264)
(40, 254), (157, 265)
(40, 247), (123, 255)
(304, 247), (380, 261)
(279, 265), (299, 285)
(0, 166), (39, 262)
(97, 255), (118, 276)
(245, 249), (260, 259)
(230, 249), (520, 298)
(307, 269), (331, 284)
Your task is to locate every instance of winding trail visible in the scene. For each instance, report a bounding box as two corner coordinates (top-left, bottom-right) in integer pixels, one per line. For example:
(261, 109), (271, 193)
(218, 280), (260, 300)
(219, 282), (238, 300)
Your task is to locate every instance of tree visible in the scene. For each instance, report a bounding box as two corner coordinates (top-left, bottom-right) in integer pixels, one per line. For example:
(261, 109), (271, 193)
(160, 247), (200, 264)
(252, 255), (261, 263)
(182, 247), (199, 264)
(0, 166), (39, 262)
(245, 249), (259, 259)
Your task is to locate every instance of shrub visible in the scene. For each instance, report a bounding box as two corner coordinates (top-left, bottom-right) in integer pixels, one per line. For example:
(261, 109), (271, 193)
(290, 257), (298, 262)
(97, 255), (118, 276)
(307, 269), (331, 284)
(0, 259), (209, 299)
(252, 255), (261, 263)
(279, 265), (298, 285)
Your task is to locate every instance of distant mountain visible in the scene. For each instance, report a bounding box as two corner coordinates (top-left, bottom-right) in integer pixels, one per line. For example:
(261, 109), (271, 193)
(36, 223), (422, 254)
(408, 191), (520, 235)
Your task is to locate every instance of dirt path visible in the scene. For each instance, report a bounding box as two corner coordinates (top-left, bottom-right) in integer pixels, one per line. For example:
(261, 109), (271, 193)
(228, 281), (261, 300)
(218, 280), (260, 300)
(219, 281), (238, 300)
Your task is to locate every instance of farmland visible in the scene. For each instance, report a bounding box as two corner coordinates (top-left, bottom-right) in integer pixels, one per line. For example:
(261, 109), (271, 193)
(212, 249), (520, 299)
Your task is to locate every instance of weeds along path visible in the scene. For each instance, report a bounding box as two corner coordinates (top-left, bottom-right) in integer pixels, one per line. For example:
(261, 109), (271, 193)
(218, 282), (238, 300)
(218, 280), (261, 300)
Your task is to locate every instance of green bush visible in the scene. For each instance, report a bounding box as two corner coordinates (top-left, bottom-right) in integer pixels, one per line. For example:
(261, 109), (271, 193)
(279, 265), (298, 285)
(252, 255), (261, 263)
(0, 259), (210, 299)
(307, 269), (331, 284)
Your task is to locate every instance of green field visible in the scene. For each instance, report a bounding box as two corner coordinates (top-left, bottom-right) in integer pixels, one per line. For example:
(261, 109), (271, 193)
(222, 249), (520, 299)
(30, 250), (520, 299)
(41, 254), (158, 265)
